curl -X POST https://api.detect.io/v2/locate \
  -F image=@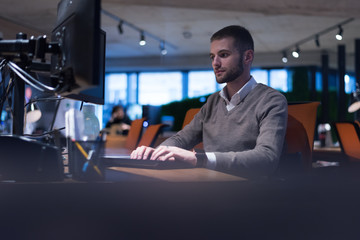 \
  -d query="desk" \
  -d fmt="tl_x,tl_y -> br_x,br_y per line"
108,166 -> 246,182
2,170 -> 360,240
313,146 -> 345,162
105,135 -> 127,149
